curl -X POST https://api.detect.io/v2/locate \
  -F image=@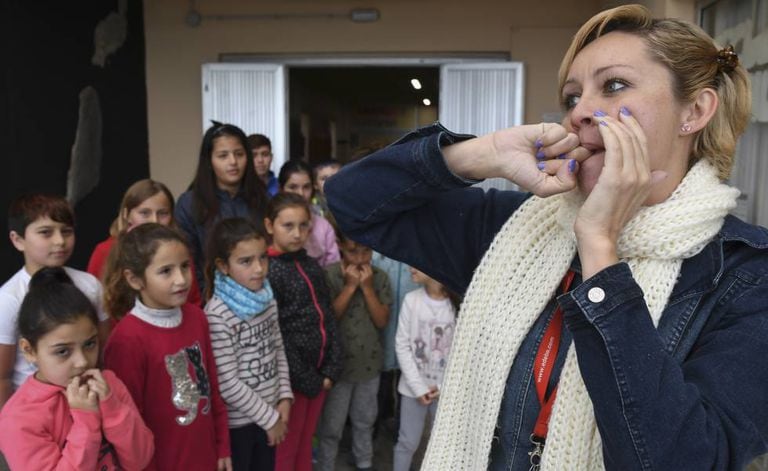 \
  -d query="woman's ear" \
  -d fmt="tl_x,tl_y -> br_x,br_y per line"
19,338 -> 36,364
264,218 -> 274,235
214,258 -> 228,275
681,87 -> 718,135
123,269 -> 145,291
